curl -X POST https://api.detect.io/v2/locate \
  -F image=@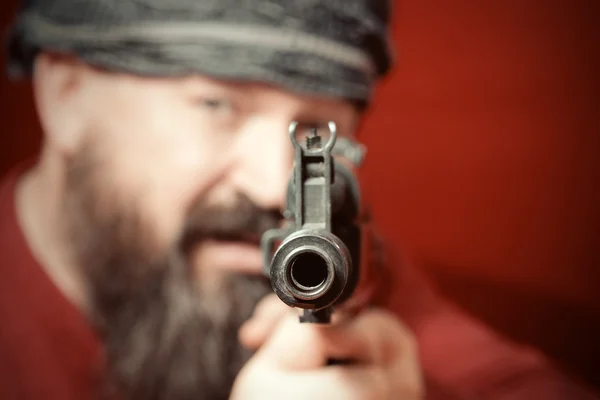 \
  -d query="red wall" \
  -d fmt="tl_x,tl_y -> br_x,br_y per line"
1,0 -> 598,388
359,0 -> 600,385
